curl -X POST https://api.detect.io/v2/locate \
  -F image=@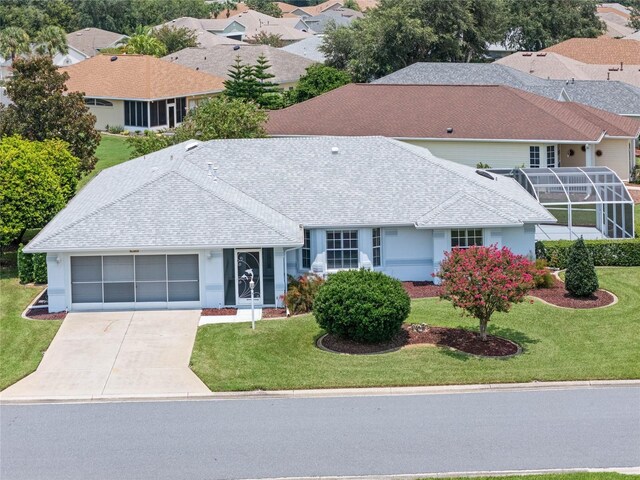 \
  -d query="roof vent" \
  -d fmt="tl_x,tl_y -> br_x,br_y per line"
475,169 -> 496,181
331,147 -> 339,154
446,127 -> 453,134
522,52 -> 533,56
207,162 -> 218,181
233,45 -> 241,50
110,56 -> 118,61
185,142 -> 199,151
536,52 -> 547,57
